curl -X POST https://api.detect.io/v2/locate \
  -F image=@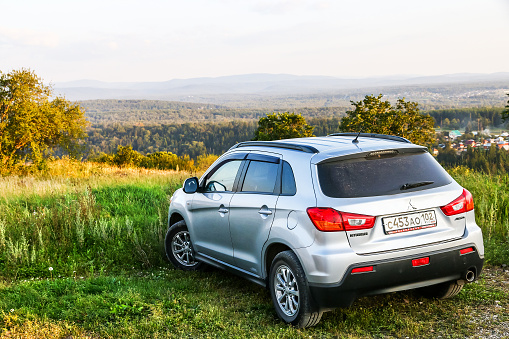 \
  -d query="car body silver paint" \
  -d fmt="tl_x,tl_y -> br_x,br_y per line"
168,135 -> 484,289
